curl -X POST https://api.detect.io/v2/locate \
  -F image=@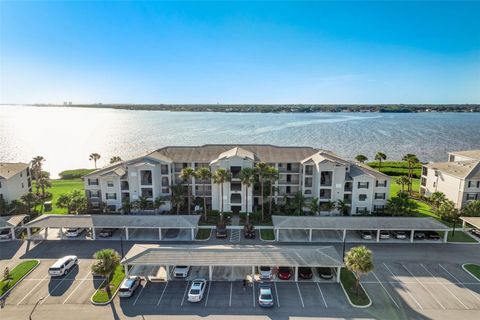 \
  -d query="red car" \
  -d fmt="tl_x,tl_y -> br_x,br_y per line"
277,267 -> 292,280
